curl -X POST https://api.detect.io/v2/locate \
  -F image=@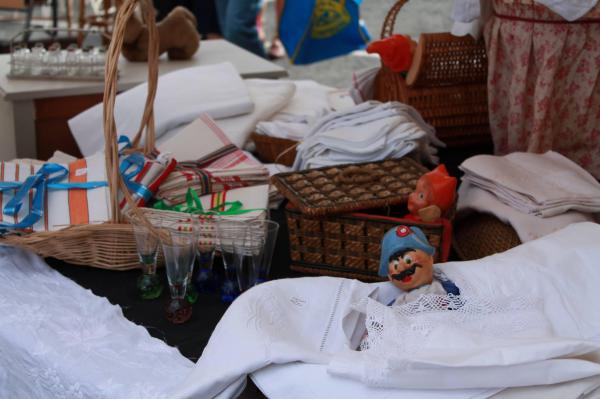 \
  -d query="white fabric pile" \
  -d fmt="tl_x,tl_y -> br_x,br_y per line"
458,151 -> 600,242
292,101 -> 443,170
4,223 -> 600,398
0,246 -> 193,398
255,80 -> 356,141
68,65 -> 349,156
171,222 -> 600,399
